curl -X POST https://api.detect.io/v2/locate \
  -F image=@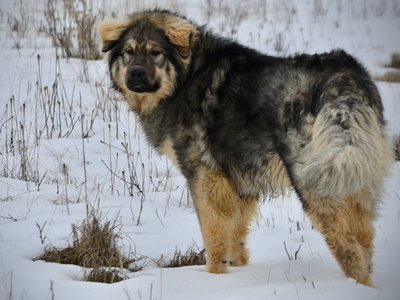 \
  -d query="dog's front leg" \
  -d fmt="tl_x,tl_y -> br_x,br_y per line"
190,167 -> 239,273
